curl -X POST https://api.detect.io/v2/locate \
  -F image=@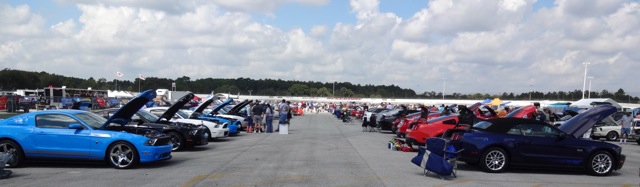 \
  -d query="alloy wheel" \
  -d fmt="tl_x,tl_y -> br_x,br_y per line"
591,153 -> 612,175
485,150 -> 506,171
109,144 -> 134,168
